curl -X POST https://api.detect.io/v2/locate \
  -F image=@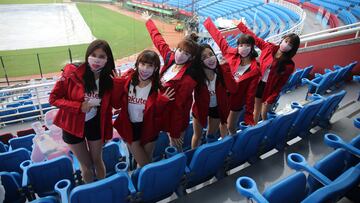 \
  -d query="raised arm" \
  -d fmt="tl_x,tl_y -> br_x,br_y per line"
203,17 -> 236,55
237,22 -> 269,50
145,19 -> 172,60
